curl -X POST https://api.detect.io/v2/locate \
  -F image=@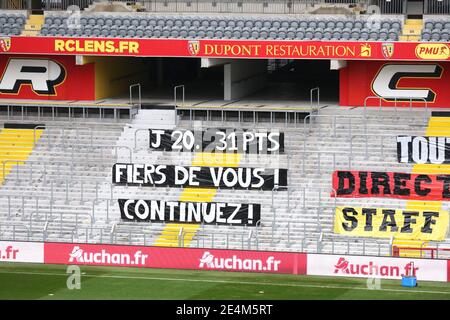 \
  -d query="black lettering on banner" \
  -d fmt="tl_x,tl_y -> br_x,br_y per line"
400,211 -> 419,233
437,175 -> 450,199
336,207 -> 446,238
112,164 -> 287,190
371,172 -> 391,195
380,209 -> 398,232
397,135 -> 450,164
414,174 -> 432,196
148,128 -> 284,154
119,199 -> 261,226
421,211 -> 439,234
361,208 -> 376,231
342,207 -> 358,231
358,171 -> 368,195
333,170 -> 450,200
393,172 -> 411,196
336,171 -> 355,195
